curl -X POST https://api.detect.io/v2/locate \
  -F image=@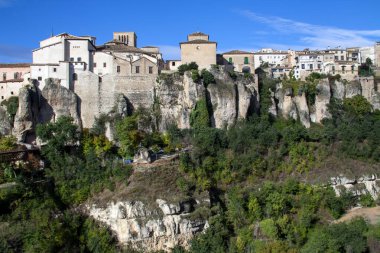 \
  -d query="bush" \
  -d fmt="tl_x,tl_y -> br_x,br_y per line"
178,62 -> 198,75
201,69 -> 215,87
